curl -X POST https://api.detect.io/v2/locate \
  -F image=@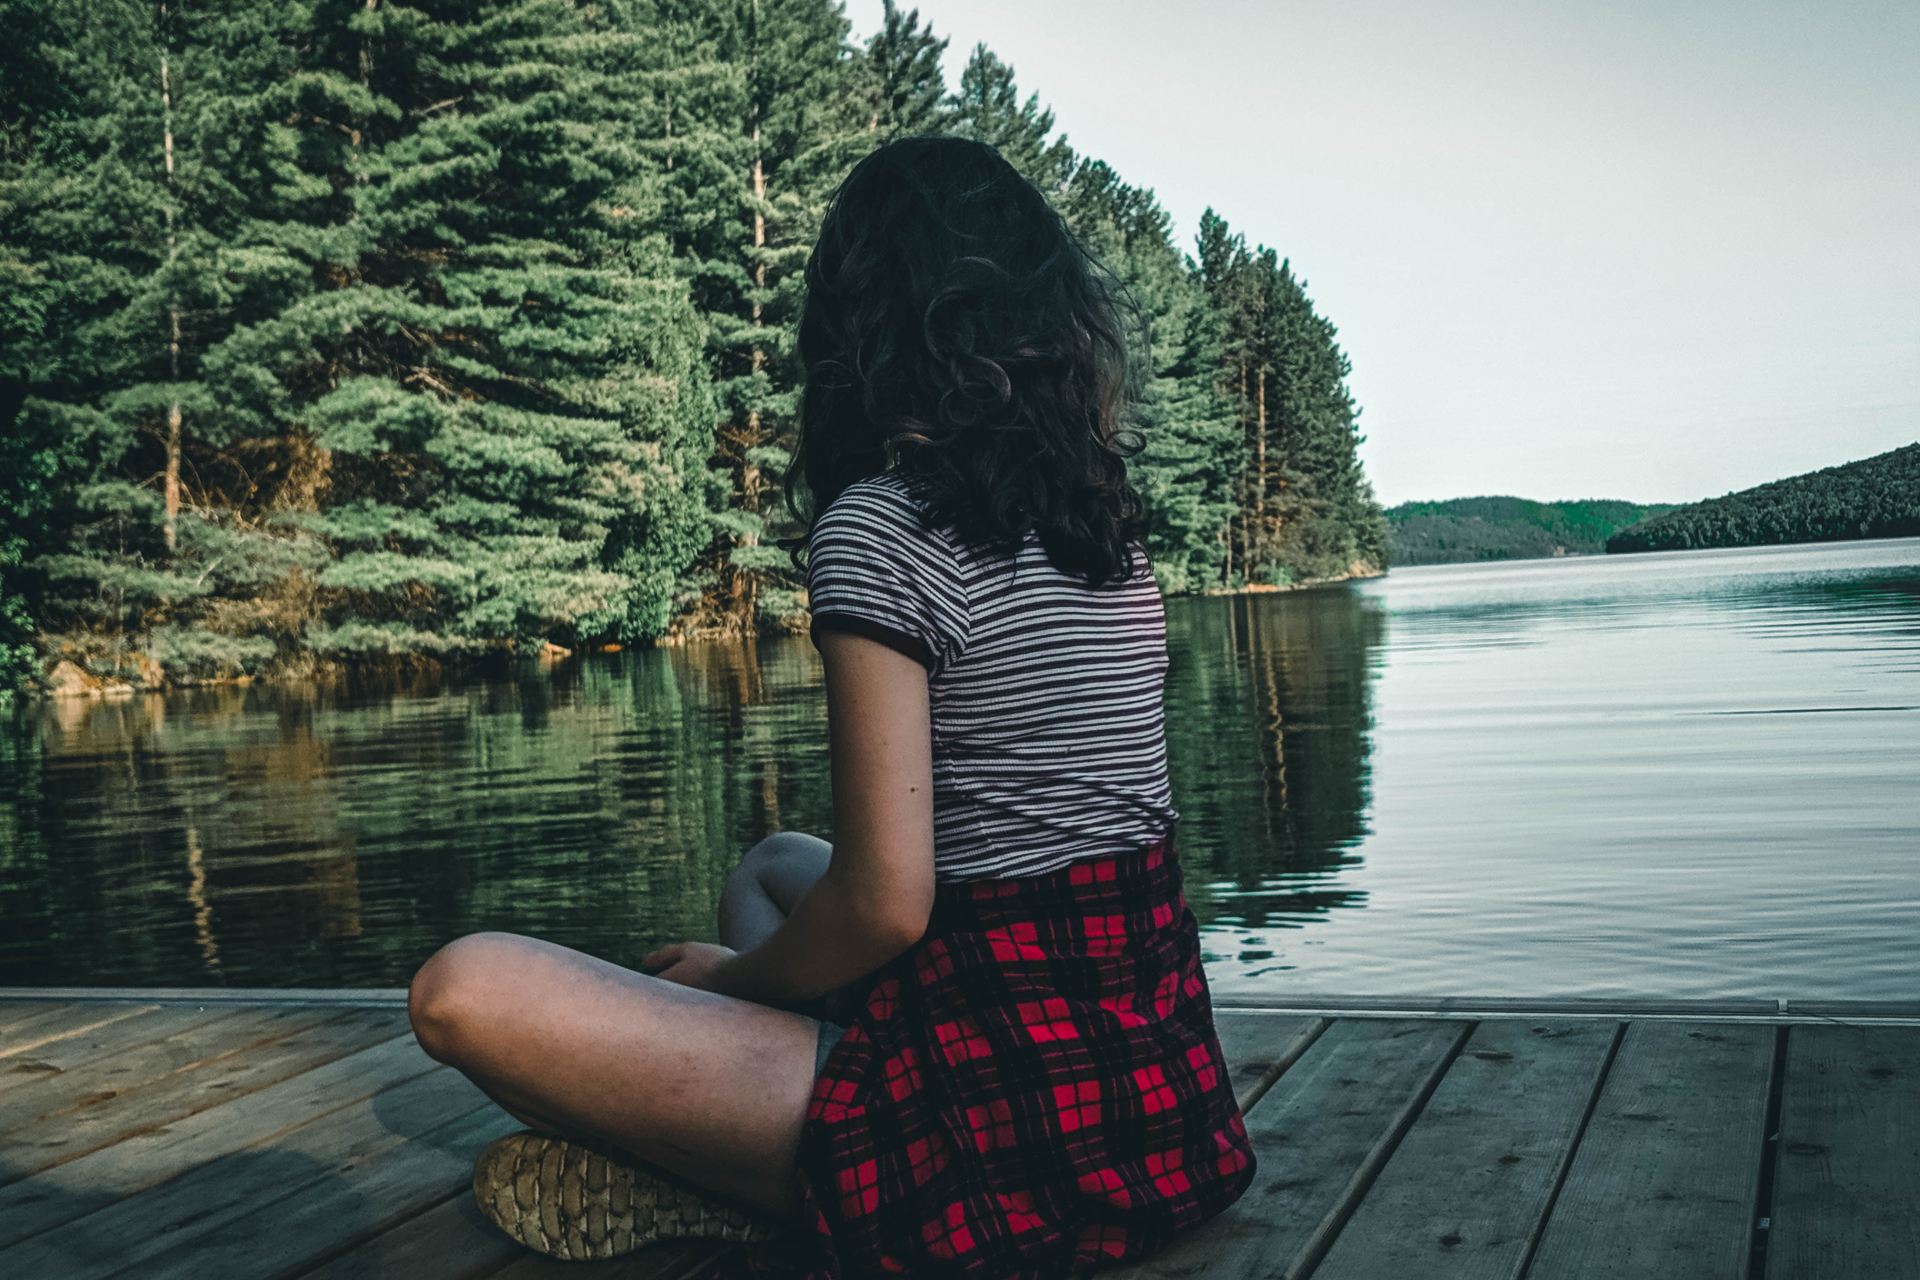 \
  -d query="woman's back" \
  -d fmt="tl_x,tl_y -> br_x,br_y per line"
805,467 -> 1182,881
422,134 -> 1251,1280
